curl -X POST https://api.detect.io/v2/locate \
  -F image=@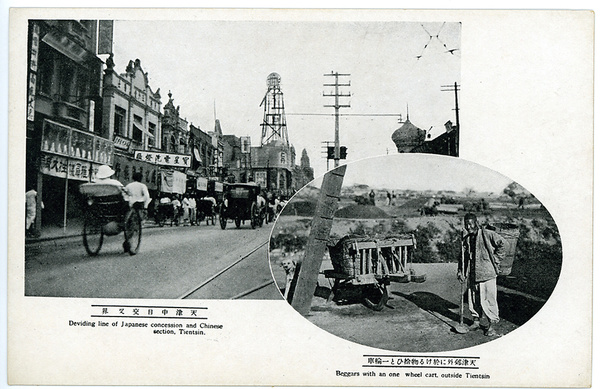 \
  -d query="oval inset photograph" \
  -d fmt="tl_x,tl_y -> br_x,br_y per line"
269,154 -> 562,352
